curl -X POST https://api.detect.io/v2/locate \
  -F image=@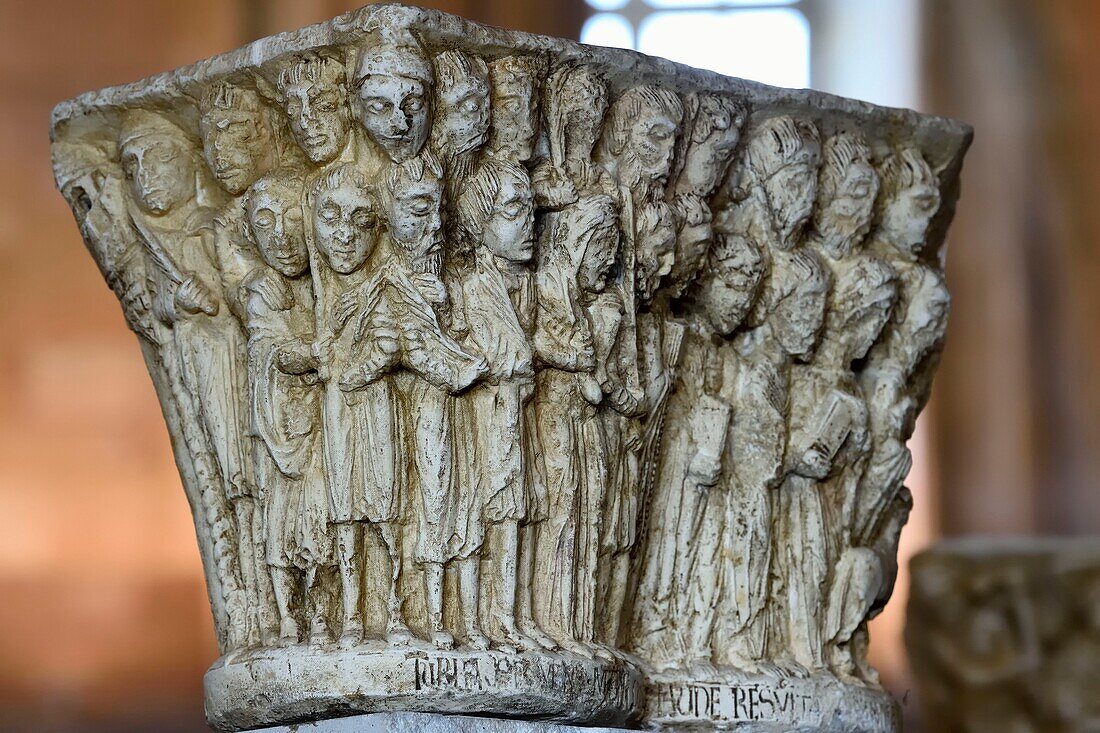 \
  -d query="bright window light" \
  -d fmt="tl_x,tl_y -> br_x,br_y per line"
581,13 -> 636,51
580,3 -> 811,90
637,9 -> 809,87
